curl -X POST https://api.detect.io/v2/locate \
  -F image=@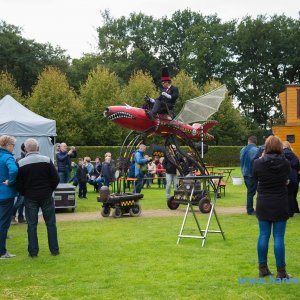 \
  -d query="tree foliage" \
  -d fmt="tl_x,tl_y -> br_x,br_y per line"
68,54 -> 103,92
28,67 -> 84,145
0,21 -> 70,96
0,71 -> 24,103
97,10 -> 161,84
221,15 -> 300,128
120,70 -> 158,107
79,65 -> 125,145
